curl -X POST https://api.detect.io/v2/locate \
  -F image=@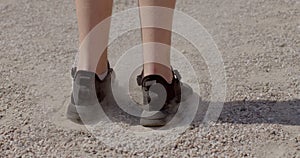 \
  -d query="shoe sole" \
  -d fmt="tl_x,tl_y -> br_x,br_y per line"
67,102 -> 105,125
140,118 -> 166,127
139,110 -> 173,127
